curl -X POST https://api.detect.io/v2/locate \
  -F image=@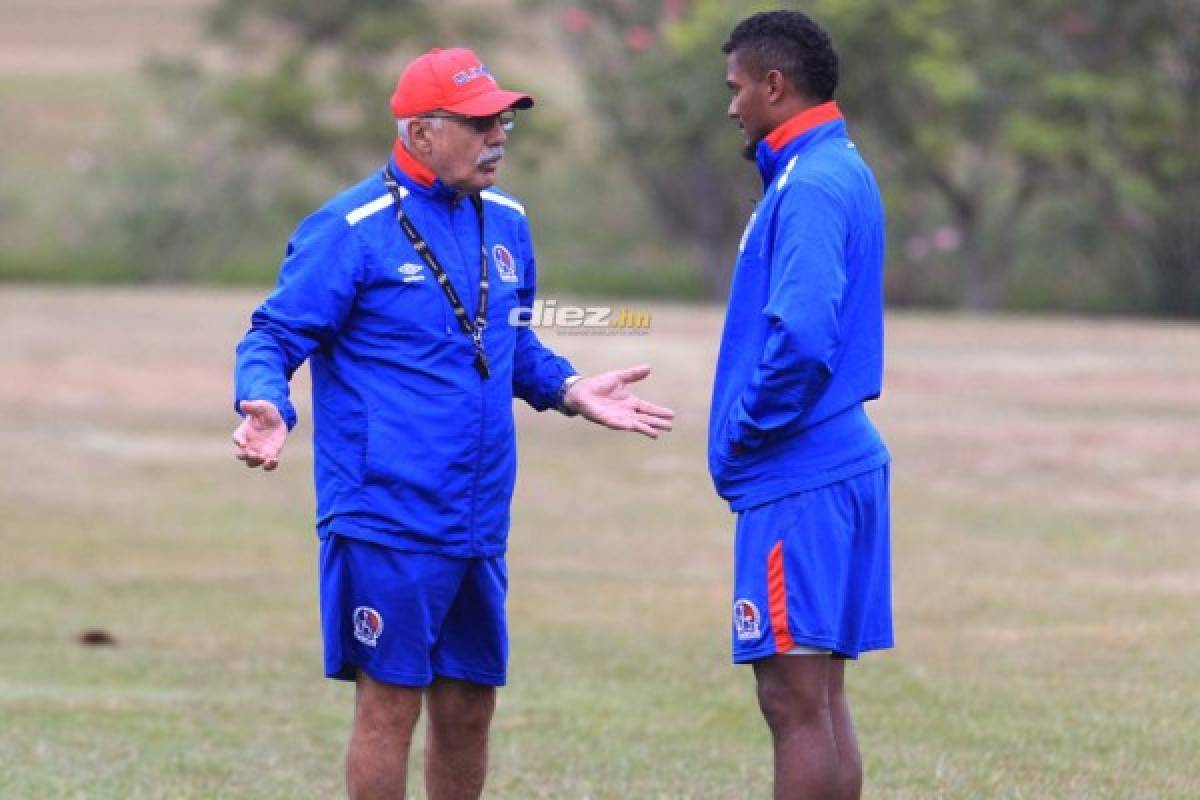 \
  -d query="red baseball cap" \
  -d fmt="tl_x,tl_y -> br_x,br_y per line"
390,48 -> 534,118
